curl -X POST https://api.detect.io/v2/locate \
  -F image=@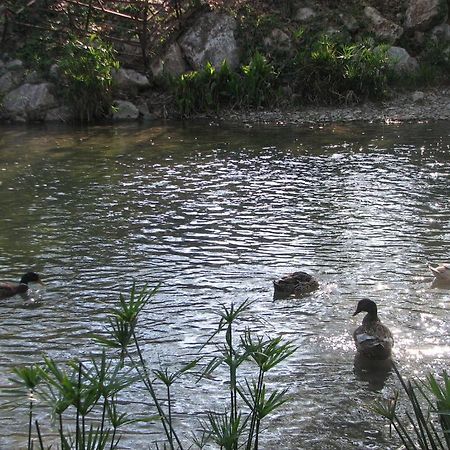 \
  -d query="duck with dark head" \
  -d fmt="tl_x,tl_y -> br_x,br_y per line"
352,299 -> 394,361
0,272 -> 44,299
